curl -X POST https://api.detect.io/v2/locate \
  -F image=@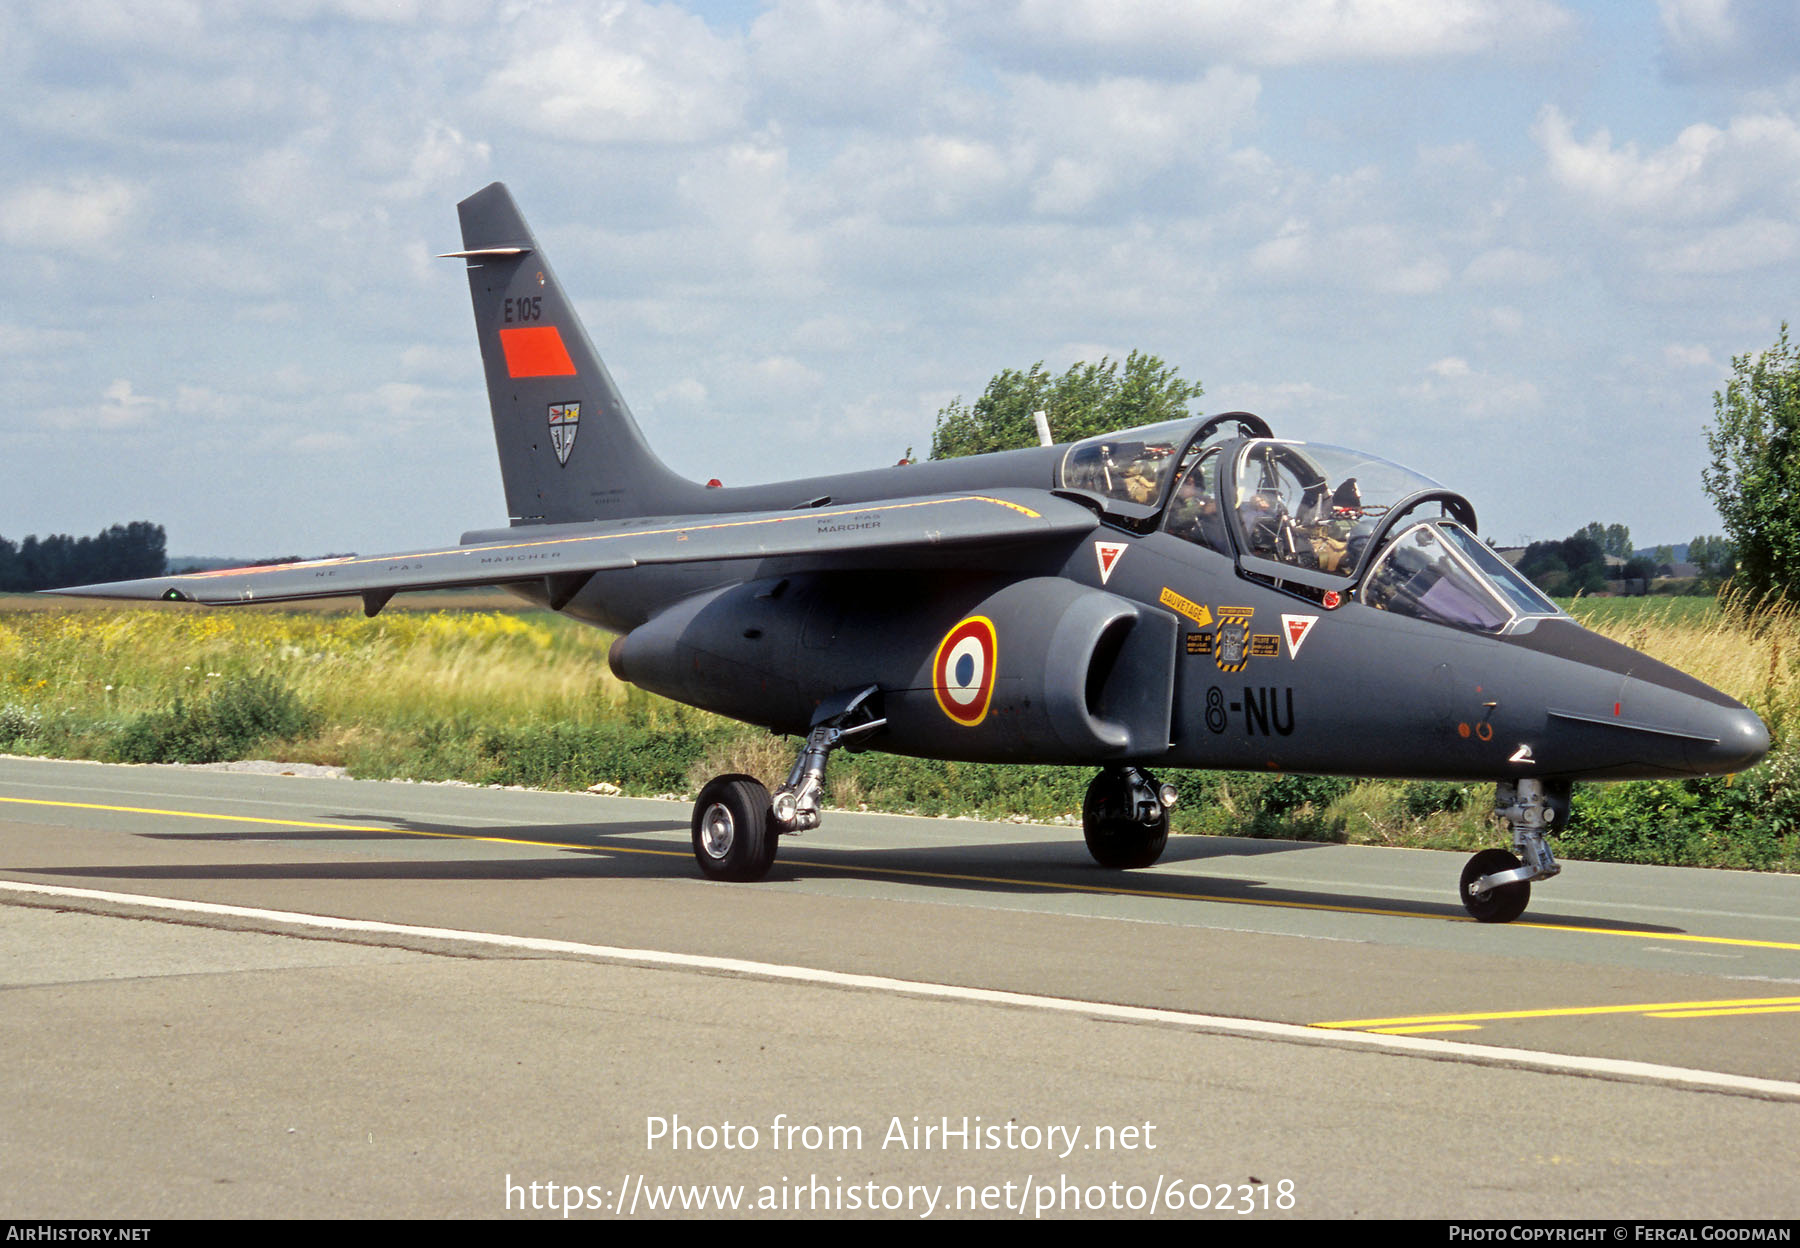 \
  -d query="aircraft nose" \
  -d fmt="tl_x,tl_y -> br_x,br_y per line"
1688,702 -> 1771,774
